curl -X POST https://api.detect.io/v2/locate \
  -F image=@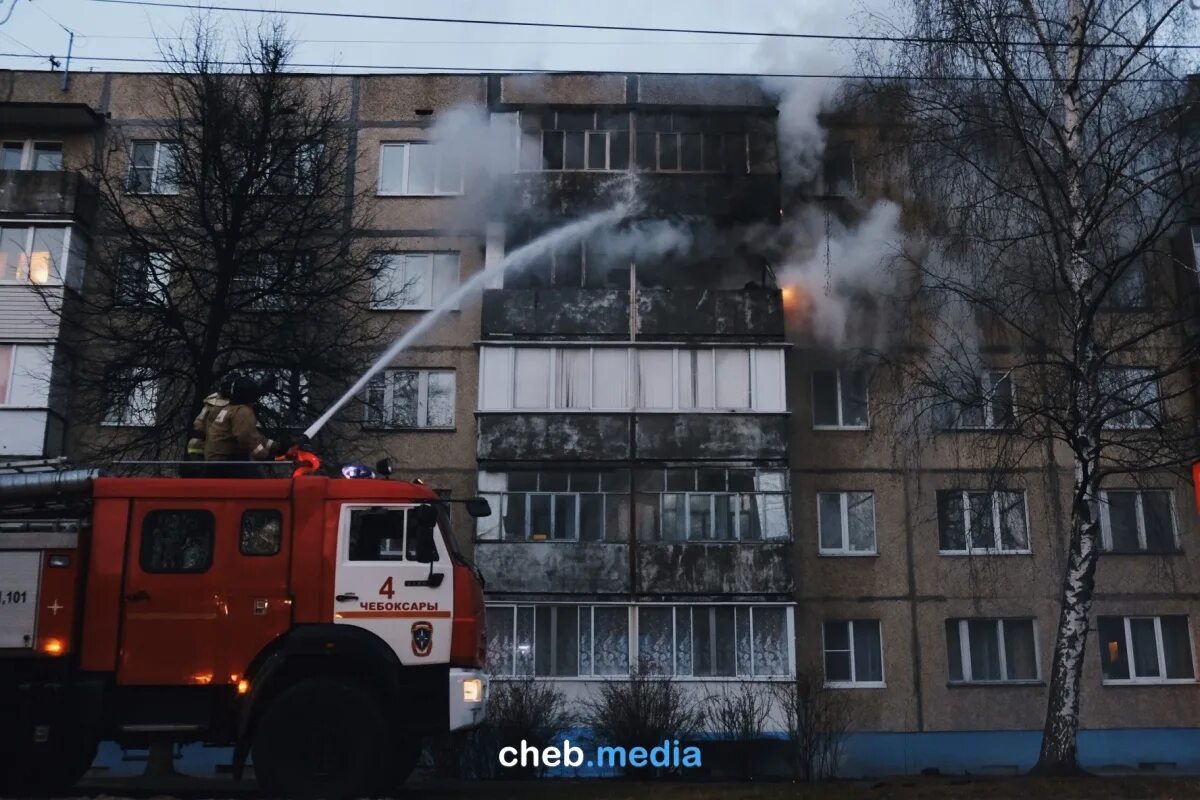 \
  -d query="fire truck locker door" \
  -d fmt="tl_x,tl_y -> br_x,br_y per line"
118,502 -> 223,686
0,552 -> 40,648
333,504 -> 454,666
